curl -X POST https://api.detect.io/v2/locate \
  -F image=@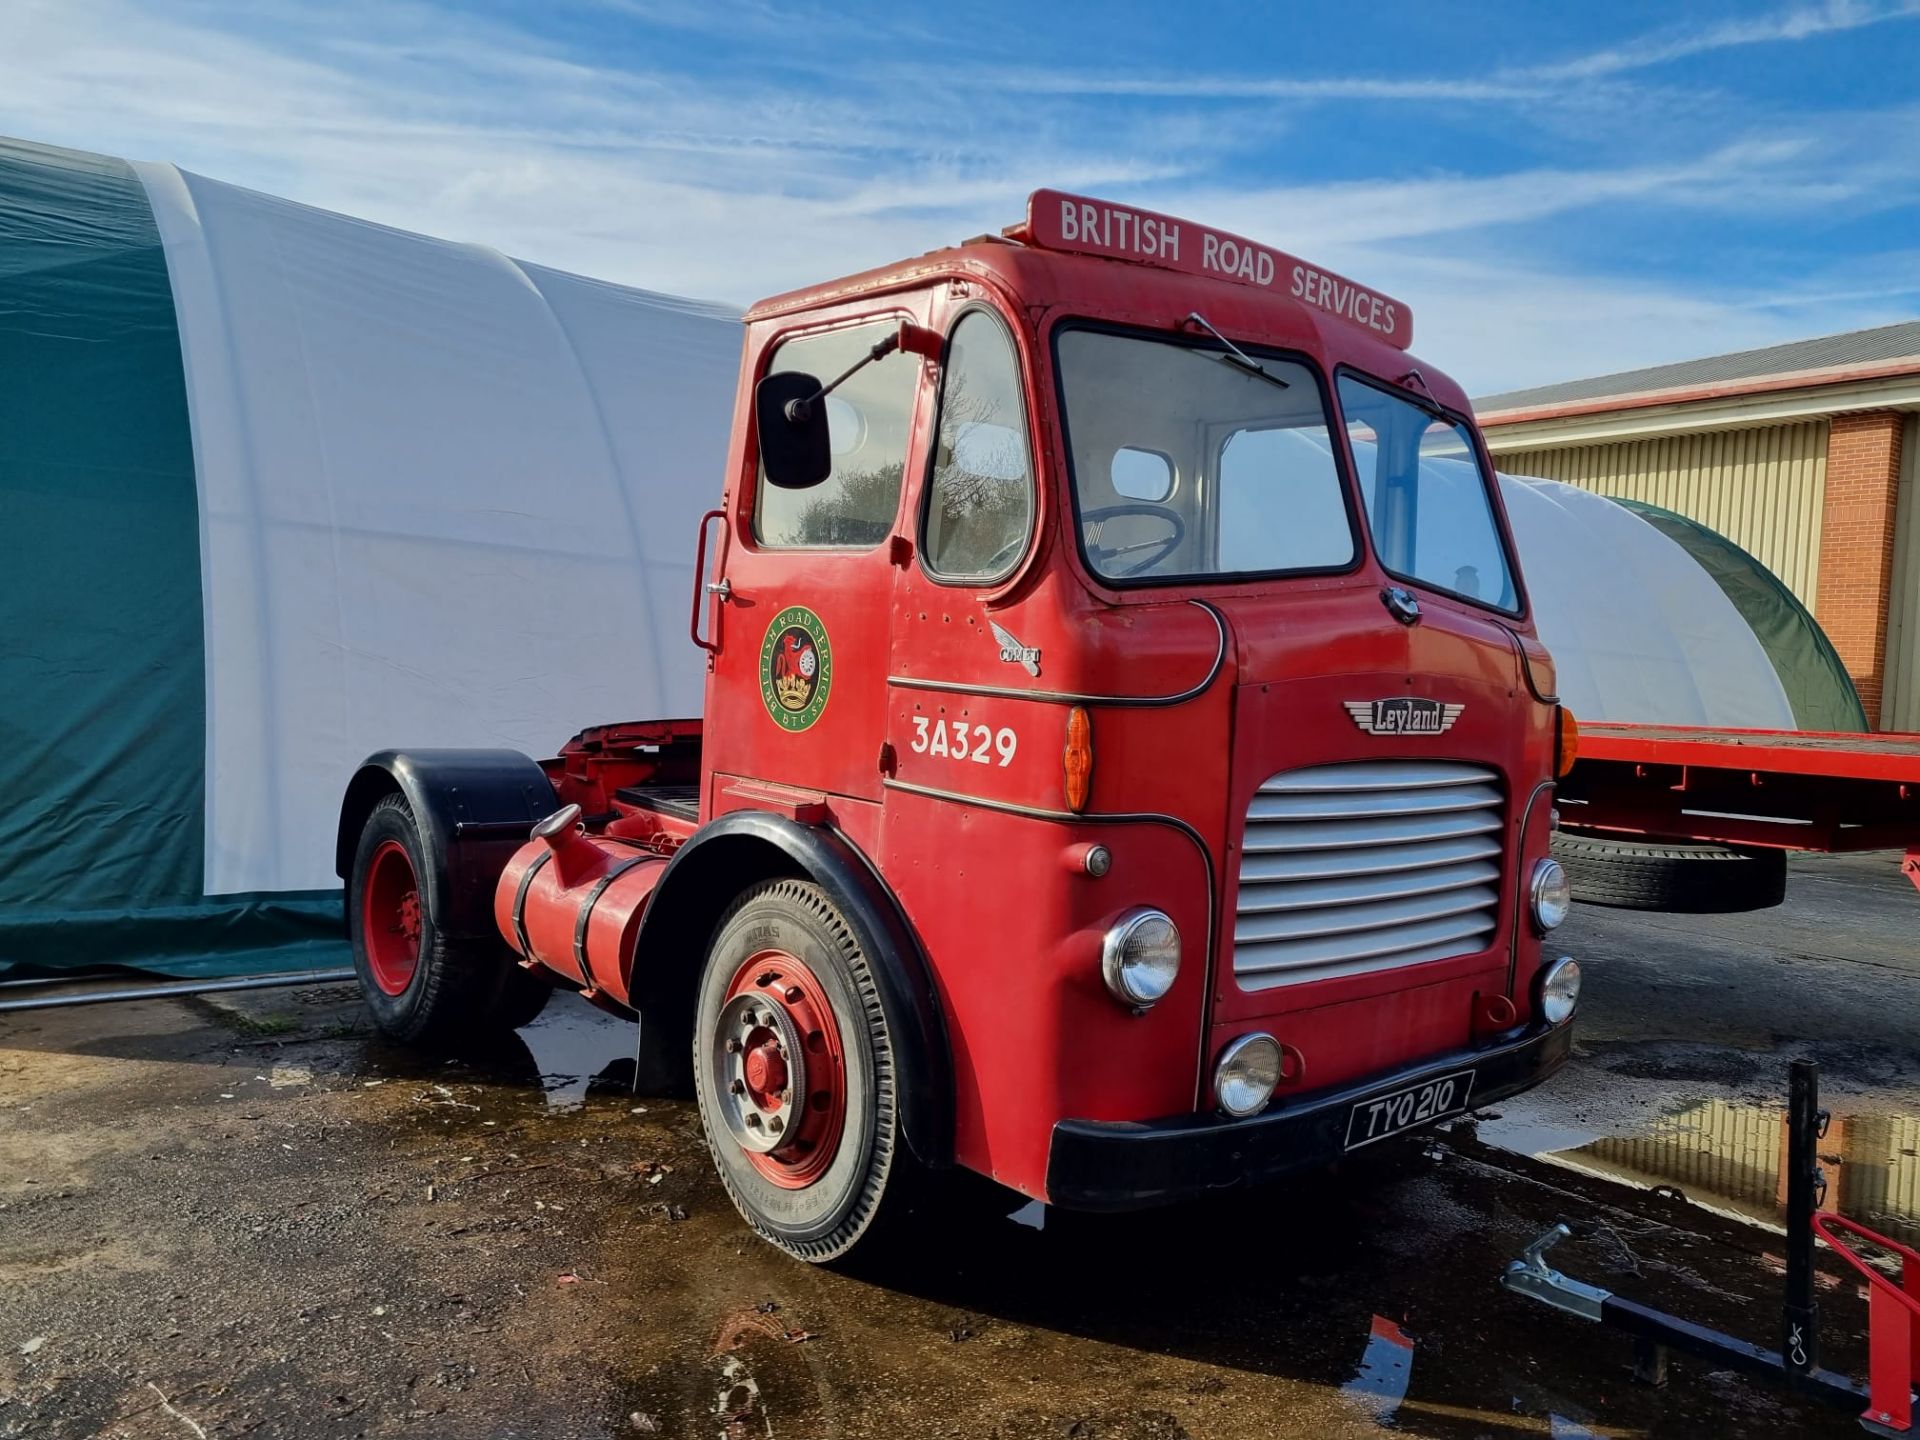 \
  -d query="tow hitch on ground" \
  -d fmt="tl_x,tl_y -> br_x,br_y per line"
1502,1060 -> 1920,1435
